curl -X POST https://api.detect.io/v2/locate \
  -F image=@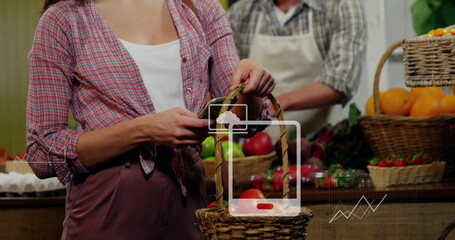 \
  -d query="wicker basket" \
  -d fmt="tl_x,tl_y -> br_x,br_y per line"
202,151 -> 275,183
195,84 -> 313,240
358,41 -> 455,176
403,31 -> 455,87
367,162 -> 445,187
